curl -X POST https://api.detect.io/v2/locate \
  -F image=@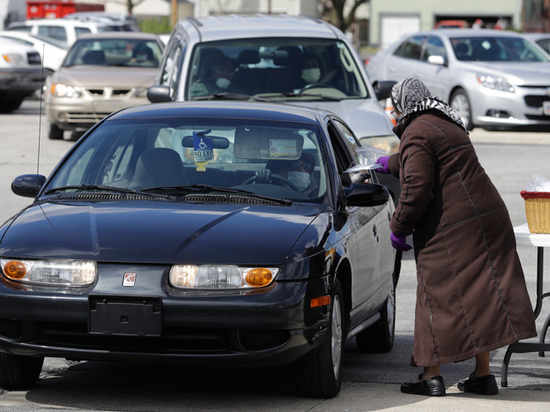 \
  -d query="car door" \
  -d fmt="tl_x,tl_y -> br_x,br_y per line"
415,35 -> 452,101
383,35 -> 423,82
329,119 -> 381,321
